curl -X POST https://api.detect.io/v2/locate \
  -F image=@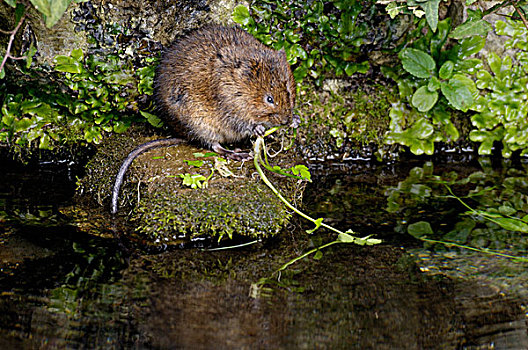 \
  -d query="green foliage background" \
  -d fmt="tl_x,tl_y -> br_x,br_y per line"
1,0 -> 528,159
